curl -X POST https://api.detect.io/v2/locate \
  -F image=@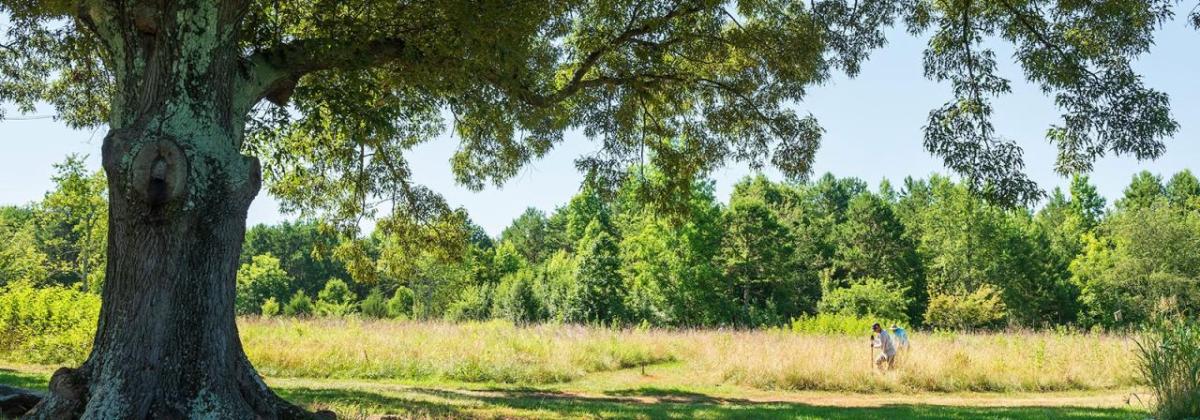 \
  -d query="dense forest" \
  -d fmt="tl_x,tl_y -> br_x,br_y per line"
2,156 -> 1198,330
